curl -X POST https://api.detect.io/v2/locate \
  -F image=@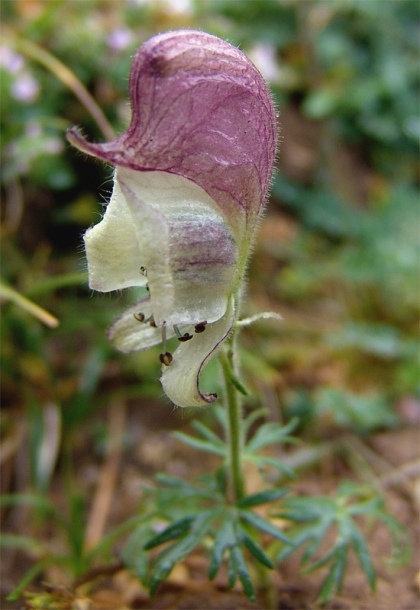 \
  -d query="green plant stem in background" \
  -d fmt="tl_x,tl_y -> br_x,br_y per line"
0,282 -> 59,328
4,34 -> 115,141
24,272 -> 88,299
219,348 -> 245,503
